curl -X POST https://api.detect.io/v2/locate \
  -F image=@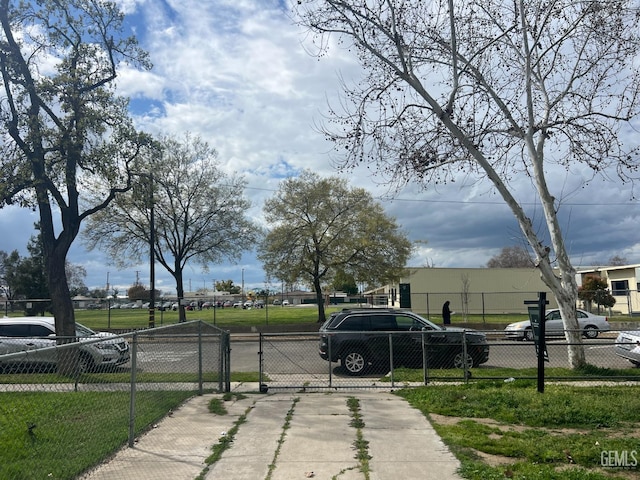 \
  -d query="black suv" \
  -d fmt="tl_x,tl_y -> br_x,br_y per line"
319,308 -> 489,375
